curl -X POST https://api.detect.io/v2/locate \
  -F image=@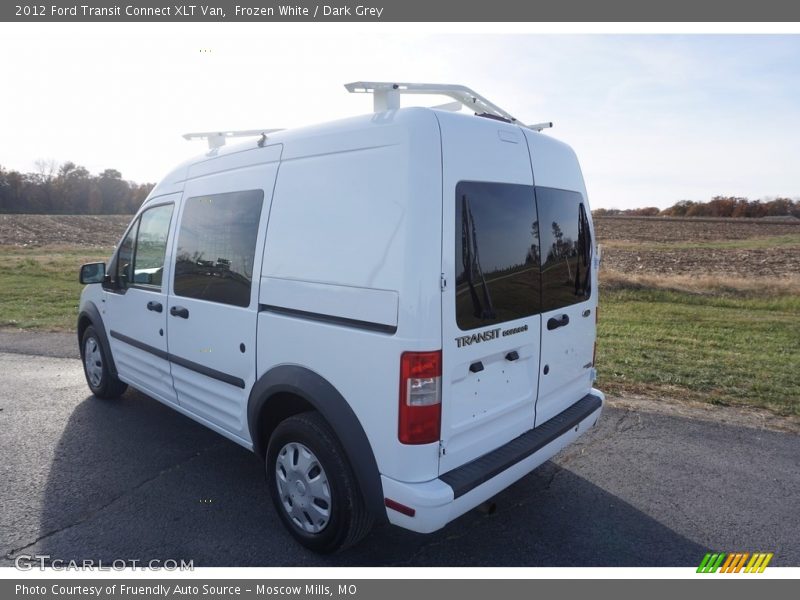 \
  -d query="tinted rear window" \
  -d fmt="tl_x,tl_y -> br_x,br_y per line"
454,181 -> 541,330
536,187 -> 592,312
173,190 -> 264,307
